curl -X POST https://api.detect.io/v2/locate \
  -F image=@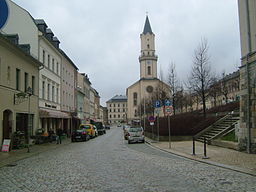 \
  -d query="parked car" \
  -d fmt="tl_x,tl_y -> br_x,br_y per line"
127,127 -> 145,144
105,125 -> 110,130
79,124 -> 96,138
123,125 -> 130,140
71,128 -> 90,142
91,122 -> 105,135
